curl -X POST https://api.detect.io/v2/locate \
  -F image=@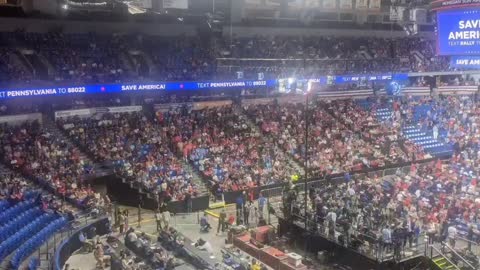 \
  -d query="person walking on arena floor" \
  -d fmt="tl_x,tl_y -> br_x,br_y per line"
217,209 -> 227,235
